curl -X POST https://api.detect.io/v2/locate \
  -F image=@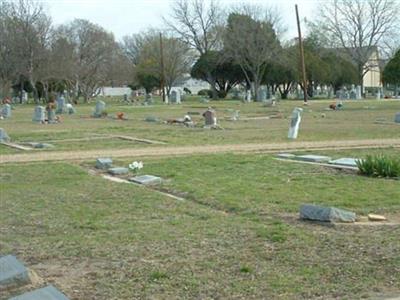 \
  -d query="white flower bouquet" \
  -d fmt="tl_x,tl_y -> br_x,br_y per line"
129,161 -> 143,173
